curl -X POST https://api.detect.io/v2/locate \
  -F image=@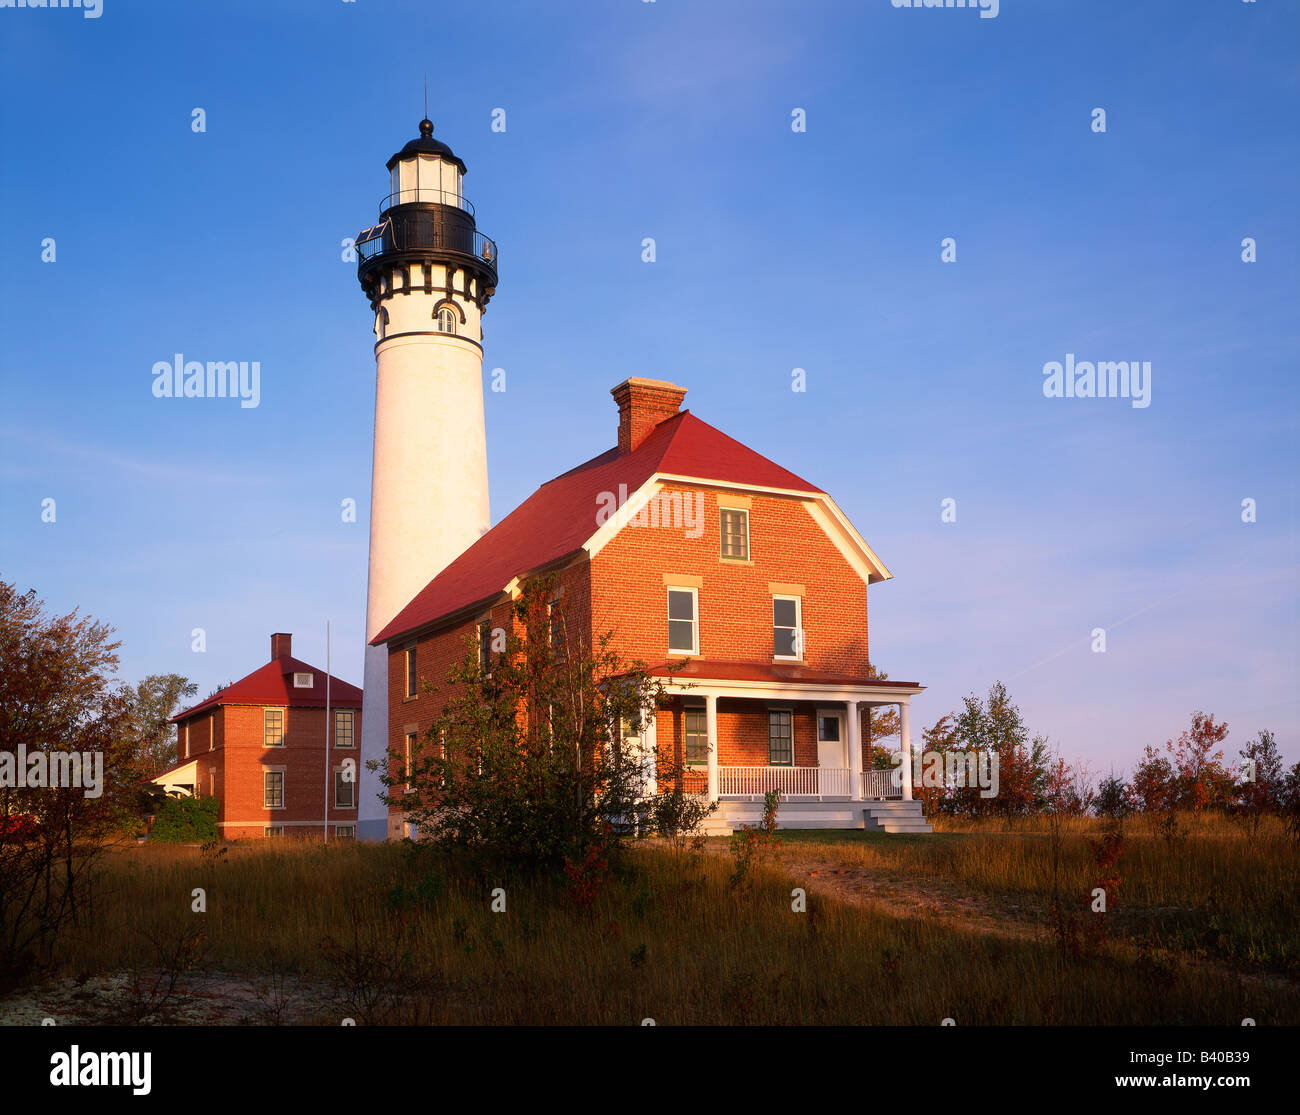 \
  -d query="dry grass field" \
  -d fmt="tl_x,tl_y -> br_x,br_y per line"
1,811 -> 1296,1026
